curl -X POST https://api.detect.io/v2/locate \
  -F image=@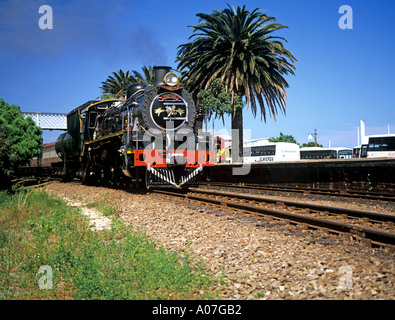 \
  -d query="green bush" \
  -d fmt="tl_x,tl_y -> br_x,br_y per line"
0,98 -> 43,188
